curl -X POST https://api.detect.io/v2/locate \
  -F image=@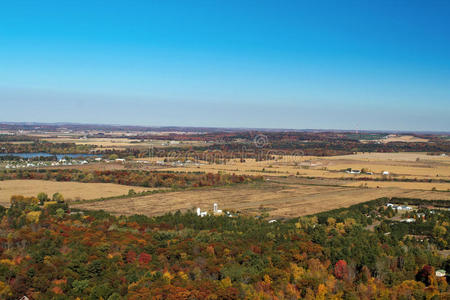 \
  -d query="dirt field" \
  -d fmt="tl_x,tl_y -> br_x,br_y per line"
0,180 -> 149,206
343,181 -> 450,191
375,135 -> 429,143
72,178 -> 450,218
